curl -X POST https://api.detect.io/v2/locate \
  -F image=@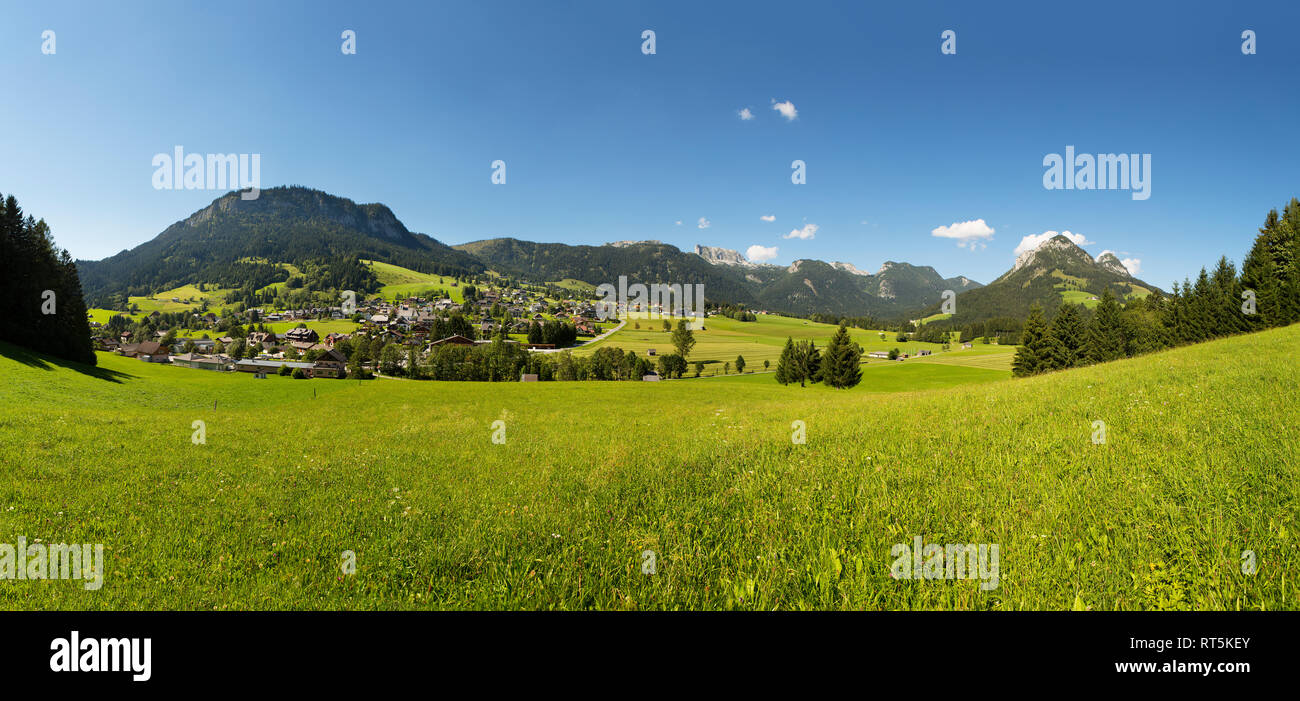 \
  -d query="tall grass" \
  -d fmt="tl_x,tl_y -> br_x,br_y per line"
0,324 -> 1295,610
